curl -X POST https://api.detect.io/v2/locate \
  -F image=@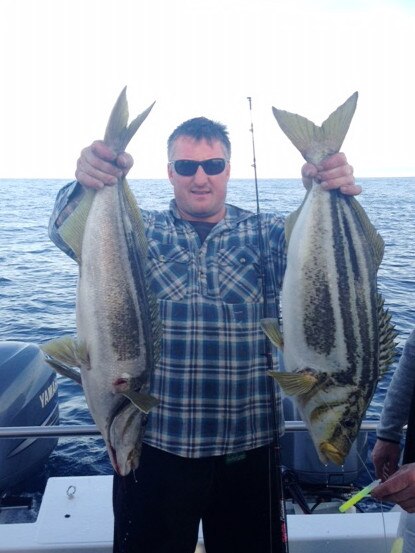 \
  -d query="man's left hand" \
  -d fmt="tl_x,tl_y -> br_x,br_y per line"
301,152 -> 361,196
371,463 -> 415,513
